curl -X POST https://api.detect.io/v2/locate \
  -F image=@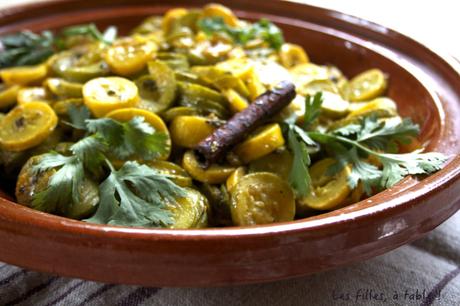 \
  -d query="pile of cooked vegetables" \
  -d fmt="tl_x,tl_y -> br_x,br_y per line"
0,4 -> 447,228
